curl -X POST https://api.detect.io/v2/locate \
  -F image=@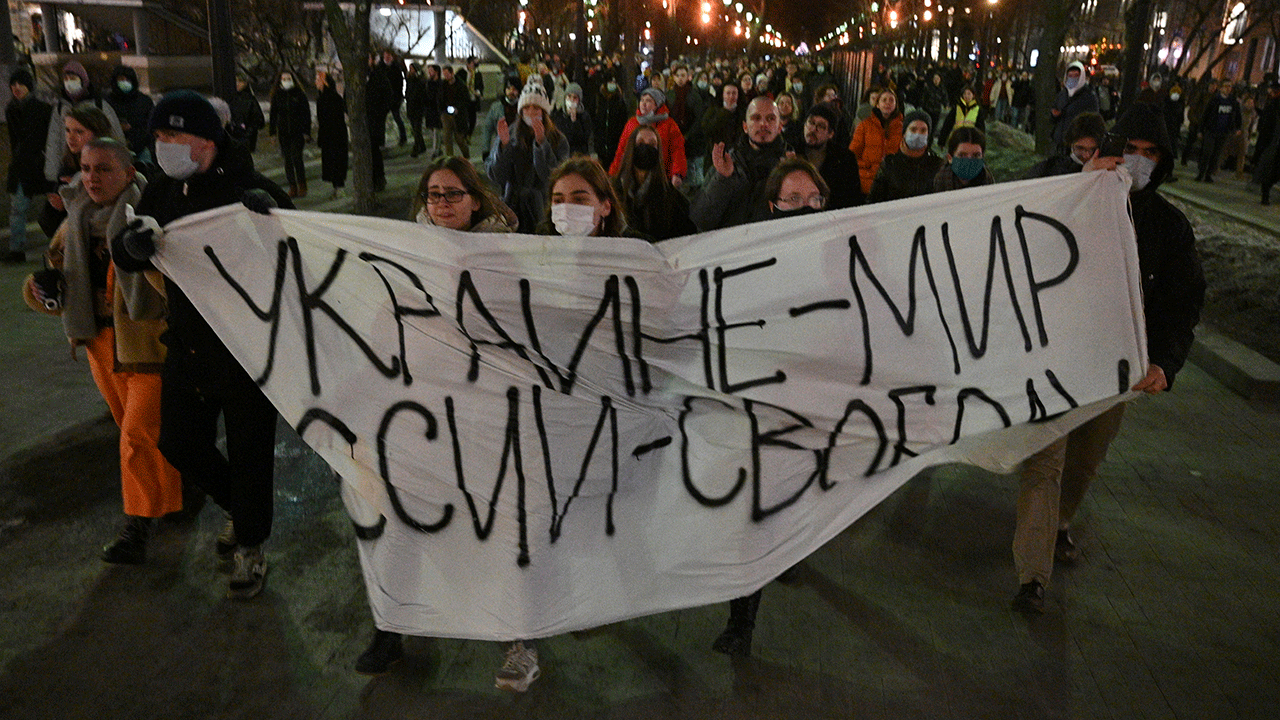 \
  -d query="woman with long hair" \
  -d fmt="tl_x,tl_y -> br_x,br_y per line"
611,125 -> 695,240
40,103 -> 120,237
412,155 -> 517,231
